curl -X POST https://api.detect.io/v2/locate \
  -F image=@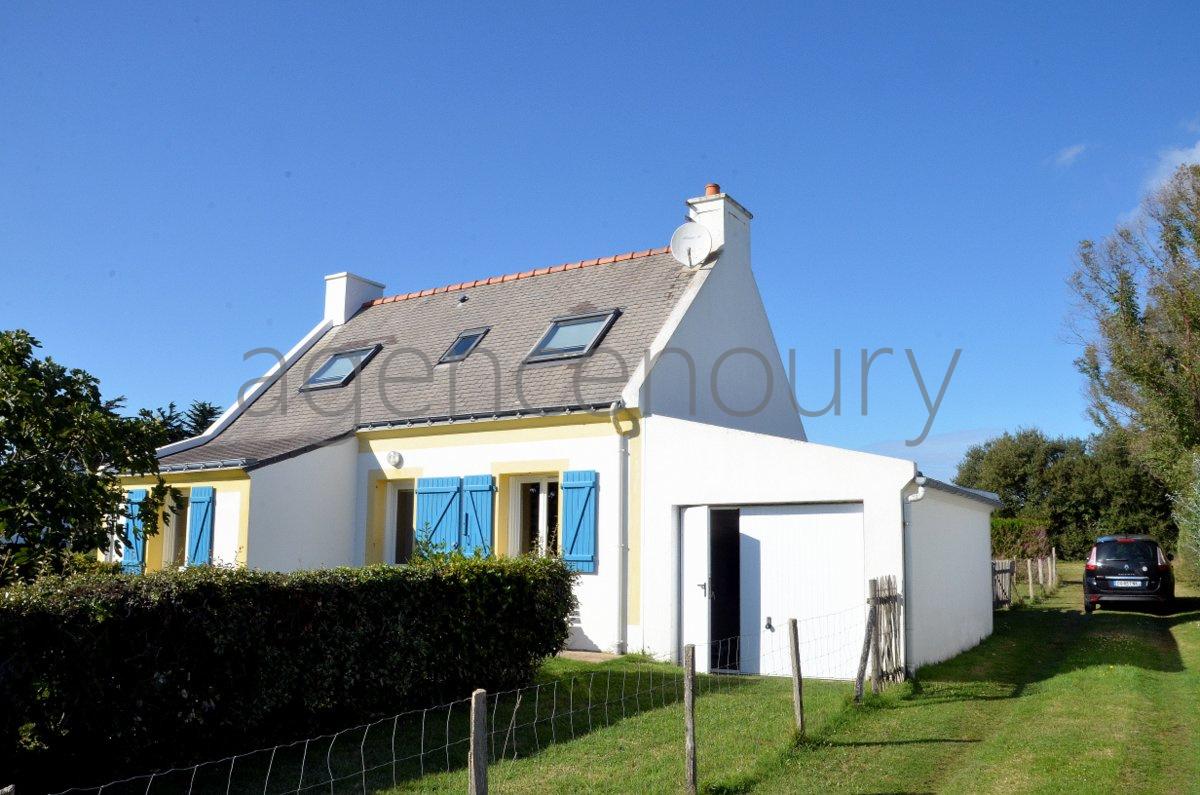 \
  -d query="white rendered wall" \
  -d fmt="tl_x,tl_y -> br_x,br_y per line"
247,437 -> 359,571
212,490 -> 243,566
635,197 -> 805,442
637,415 -> 916,662
357,429 -> 624,653
905,488 -> 994,669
